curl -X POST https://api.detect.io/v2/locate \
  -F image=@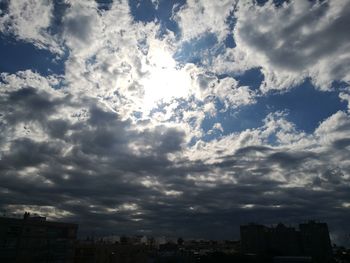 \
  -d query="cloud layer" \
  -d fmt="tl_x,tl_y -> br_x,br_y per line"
213,0 -> 350,91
